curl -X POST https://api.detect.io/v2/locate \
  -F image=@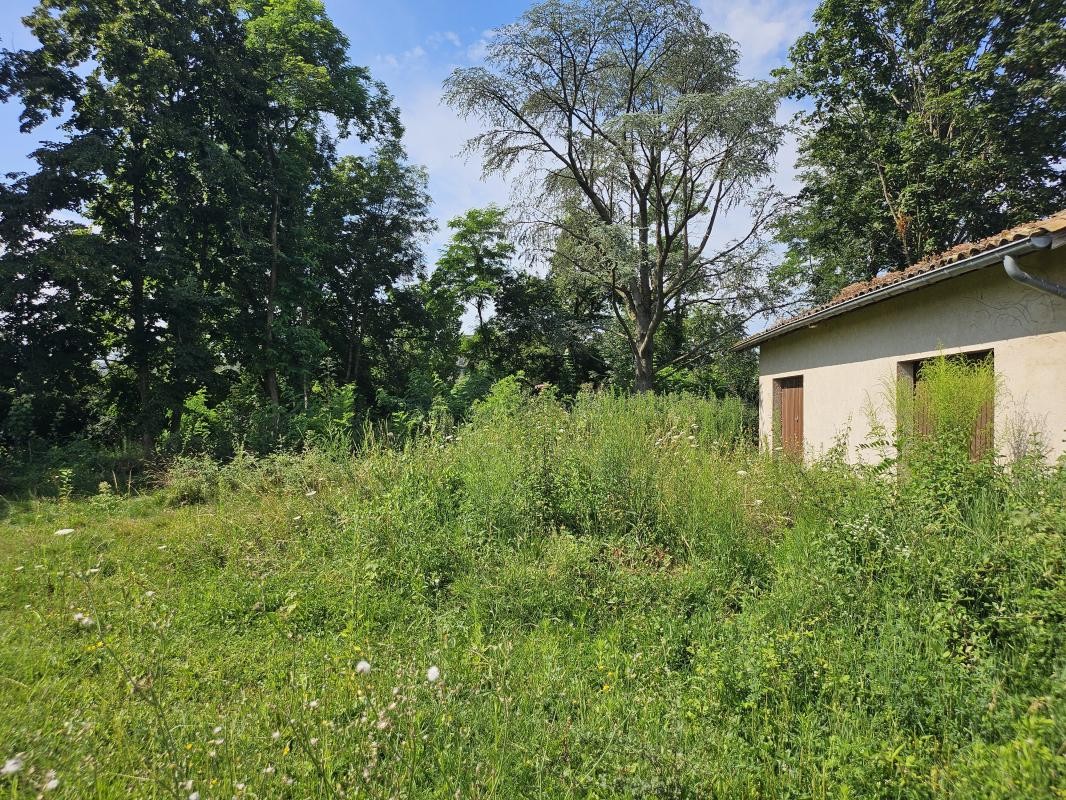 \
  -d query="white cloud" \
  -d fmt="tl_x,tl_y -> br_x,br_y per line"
697,0 -> 816,77
426,30 -> 463,49
393,83 -> 510,260
465,29 -> 497,62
